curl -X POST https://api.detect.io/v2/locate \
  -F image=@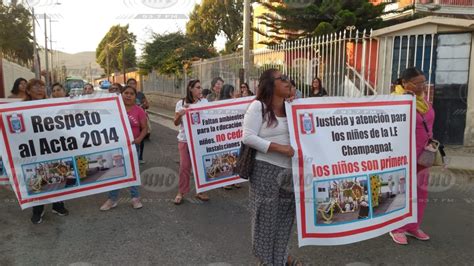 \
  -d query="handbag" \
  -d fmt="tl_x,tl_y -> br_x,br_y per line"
417,113 -> 446,167
234,101 -> 264,180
